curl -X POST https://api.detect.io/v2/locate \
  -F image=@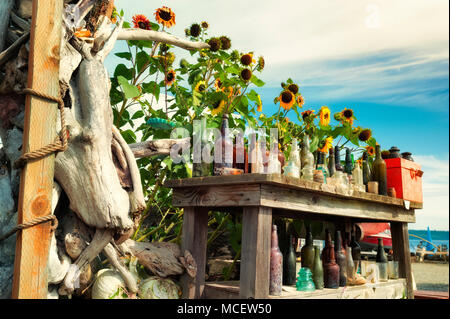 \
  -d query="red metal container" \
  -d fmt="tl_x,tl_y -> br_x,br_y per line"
385,158 -> 423,203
